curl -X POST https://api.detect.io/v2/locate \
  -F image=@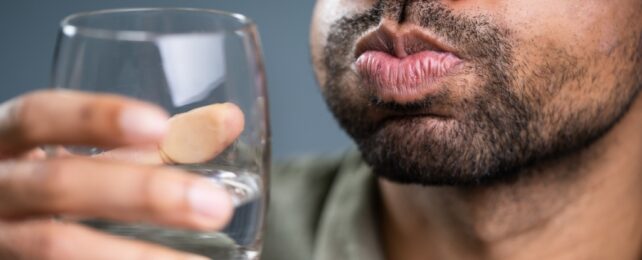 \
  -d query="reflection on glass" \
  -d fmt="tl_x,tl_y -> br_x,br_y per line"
50,8 -> 270,260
